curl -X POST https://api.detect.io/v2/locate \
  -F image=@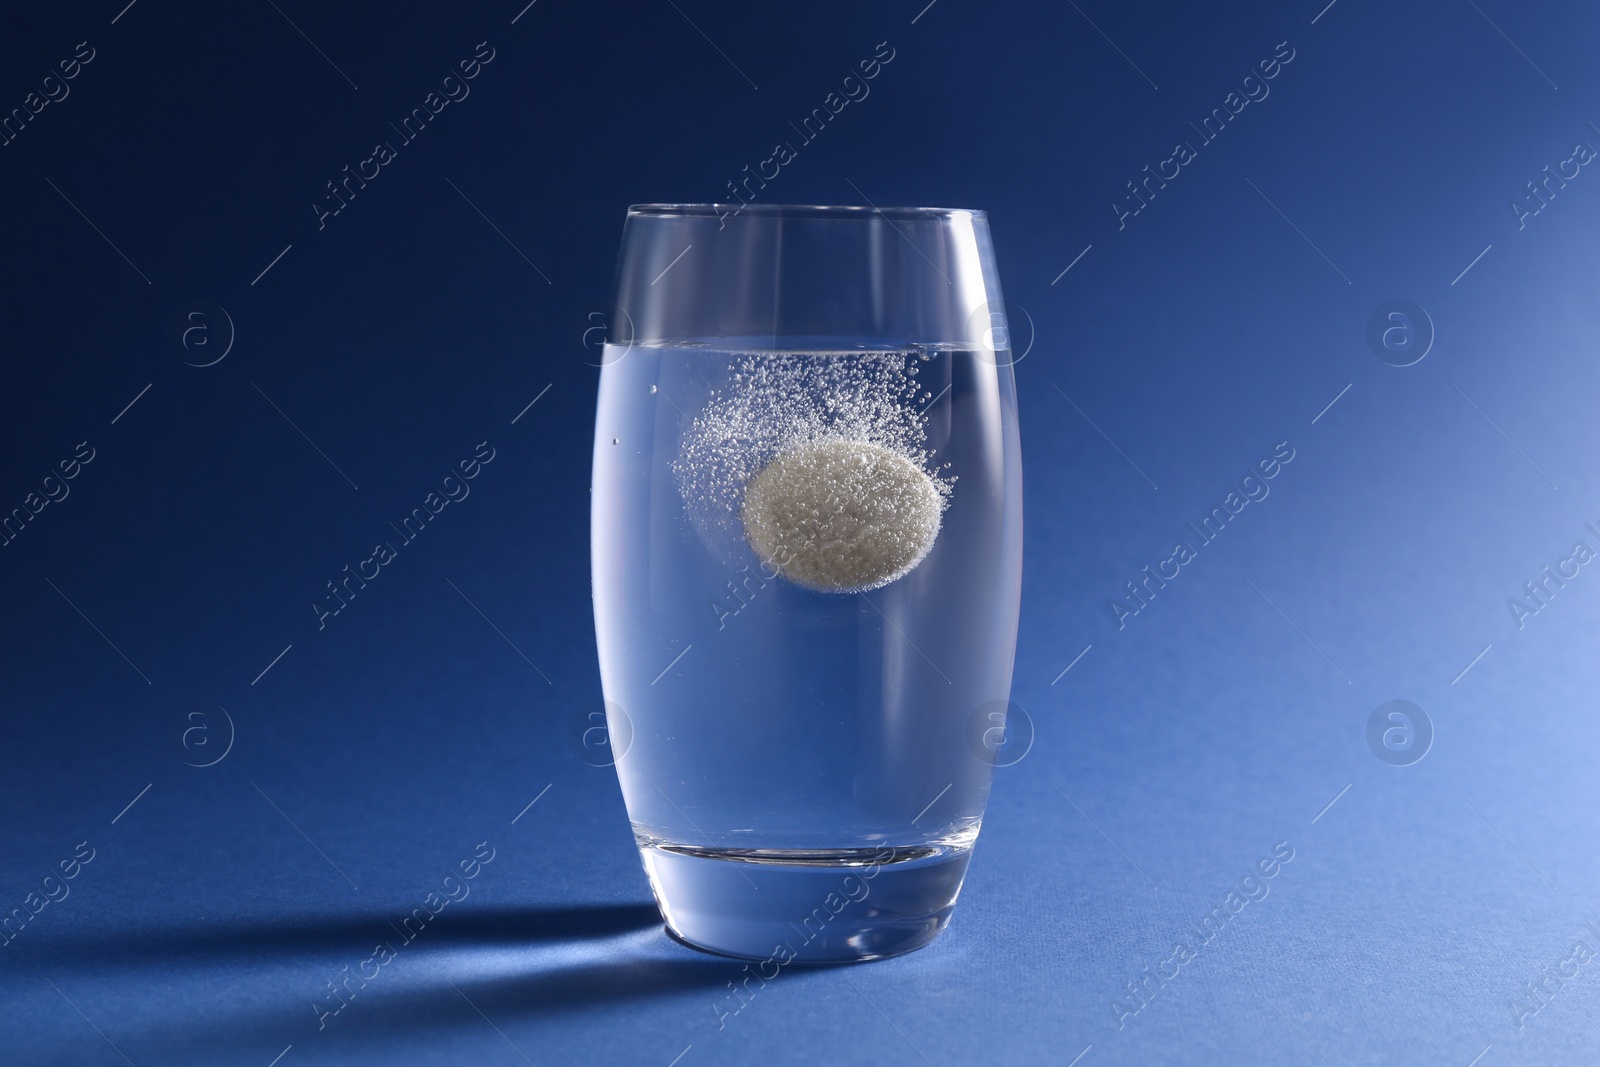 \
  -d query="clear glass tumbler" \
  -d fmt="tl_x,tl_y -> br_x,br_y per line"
591,204 -> 1022,961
